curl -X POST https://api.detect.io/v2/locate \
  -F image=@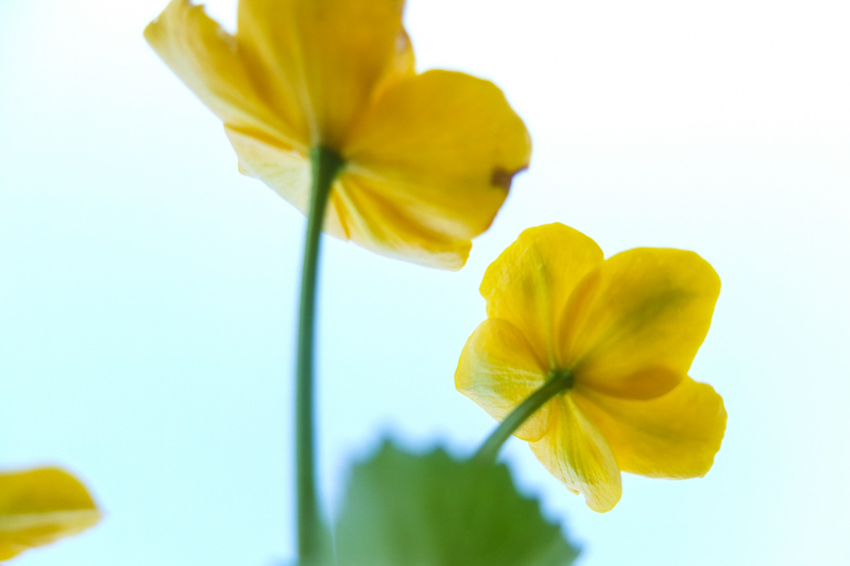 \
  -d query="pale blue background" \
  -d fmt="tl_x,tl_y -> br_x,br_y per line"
1,0 -> 848,564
